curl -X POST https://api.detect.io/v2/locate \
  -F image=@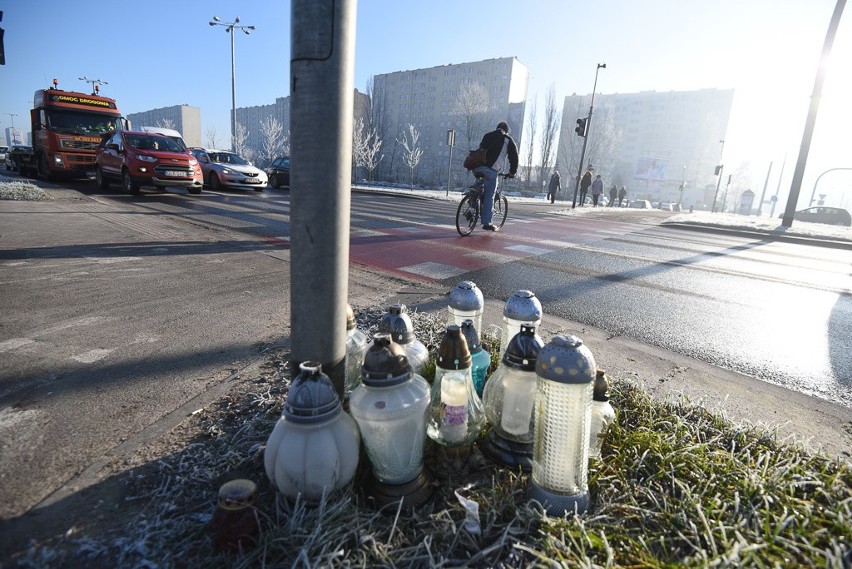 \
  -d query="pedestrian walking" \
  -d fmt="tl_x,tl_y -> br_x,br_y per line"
472,121 -> 519,231
579,170 -> 592,206
618,186 -> 627,206
591,175 -> 604,207
547,171 -> 561,204
608,184 -> 617,206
